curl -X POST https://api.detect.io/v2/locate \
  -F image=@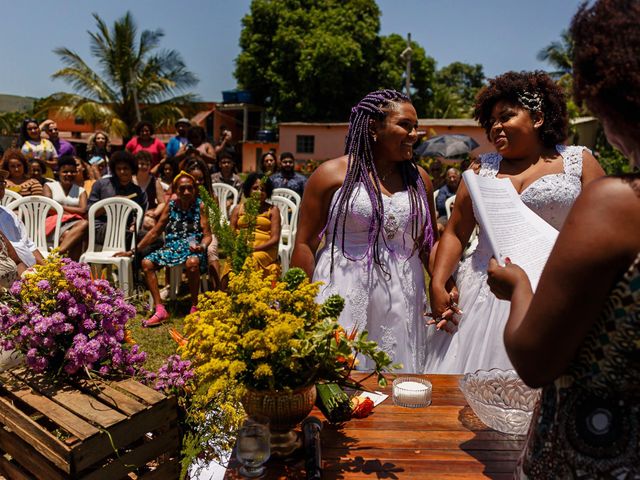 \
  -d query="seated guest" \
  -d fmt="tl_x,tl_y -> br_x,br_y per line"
19,119 -> 57,178
435,167 -> 461,234
435,167 -> 461,218
74,157 -> 96,196
269,152 -> 307,197
87,130 -> 111,178
221,173 -> 281,289
165,118 -> 191,158
211,152 -> 243,191
28,158 -> 51,186
43,156 -> 88,261
259,151 -> 277,176
125,121 -> 166,170
0,169 -> 45,268
2,149 -> 44,197
158,157 -> 178,194
184,157 -> 213,197
0,230 -> 23,286
174,126 -> 217,171
116,172 -> 211,325
134,151 -> 166,230
40,120 -> 76,157
486,1 -> 640,476
87,151 -> 148,245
